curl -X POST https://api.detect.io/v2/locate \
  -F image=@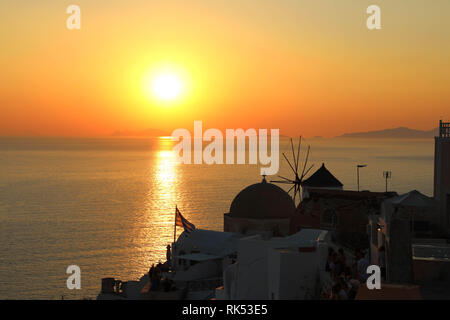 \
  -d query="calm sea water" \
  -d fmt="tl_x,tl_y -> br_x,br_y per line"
0,137 -> 434,299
